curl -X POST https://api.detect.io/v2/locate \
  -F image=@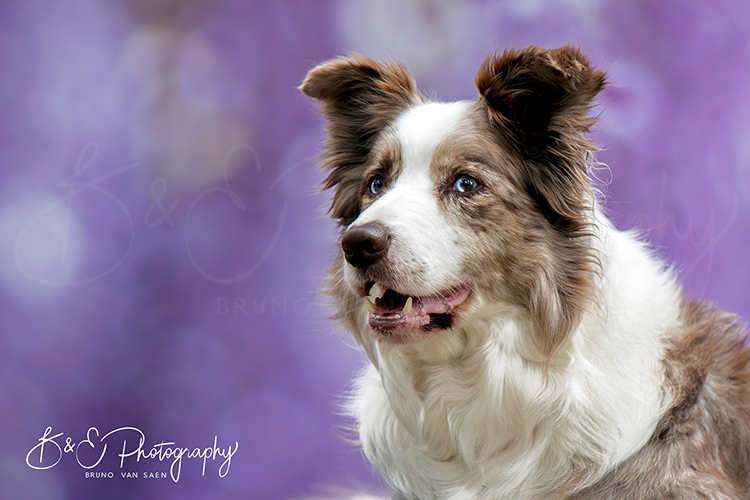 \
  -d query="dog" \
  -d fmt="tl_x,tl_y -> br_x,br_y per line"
300,45 -> 750,500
